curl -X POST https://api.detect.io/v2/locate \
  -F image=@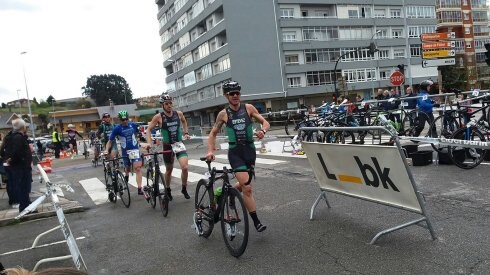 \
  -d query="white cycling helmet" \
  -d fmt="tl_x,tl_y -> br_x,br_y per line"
67,124 -> 75,128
